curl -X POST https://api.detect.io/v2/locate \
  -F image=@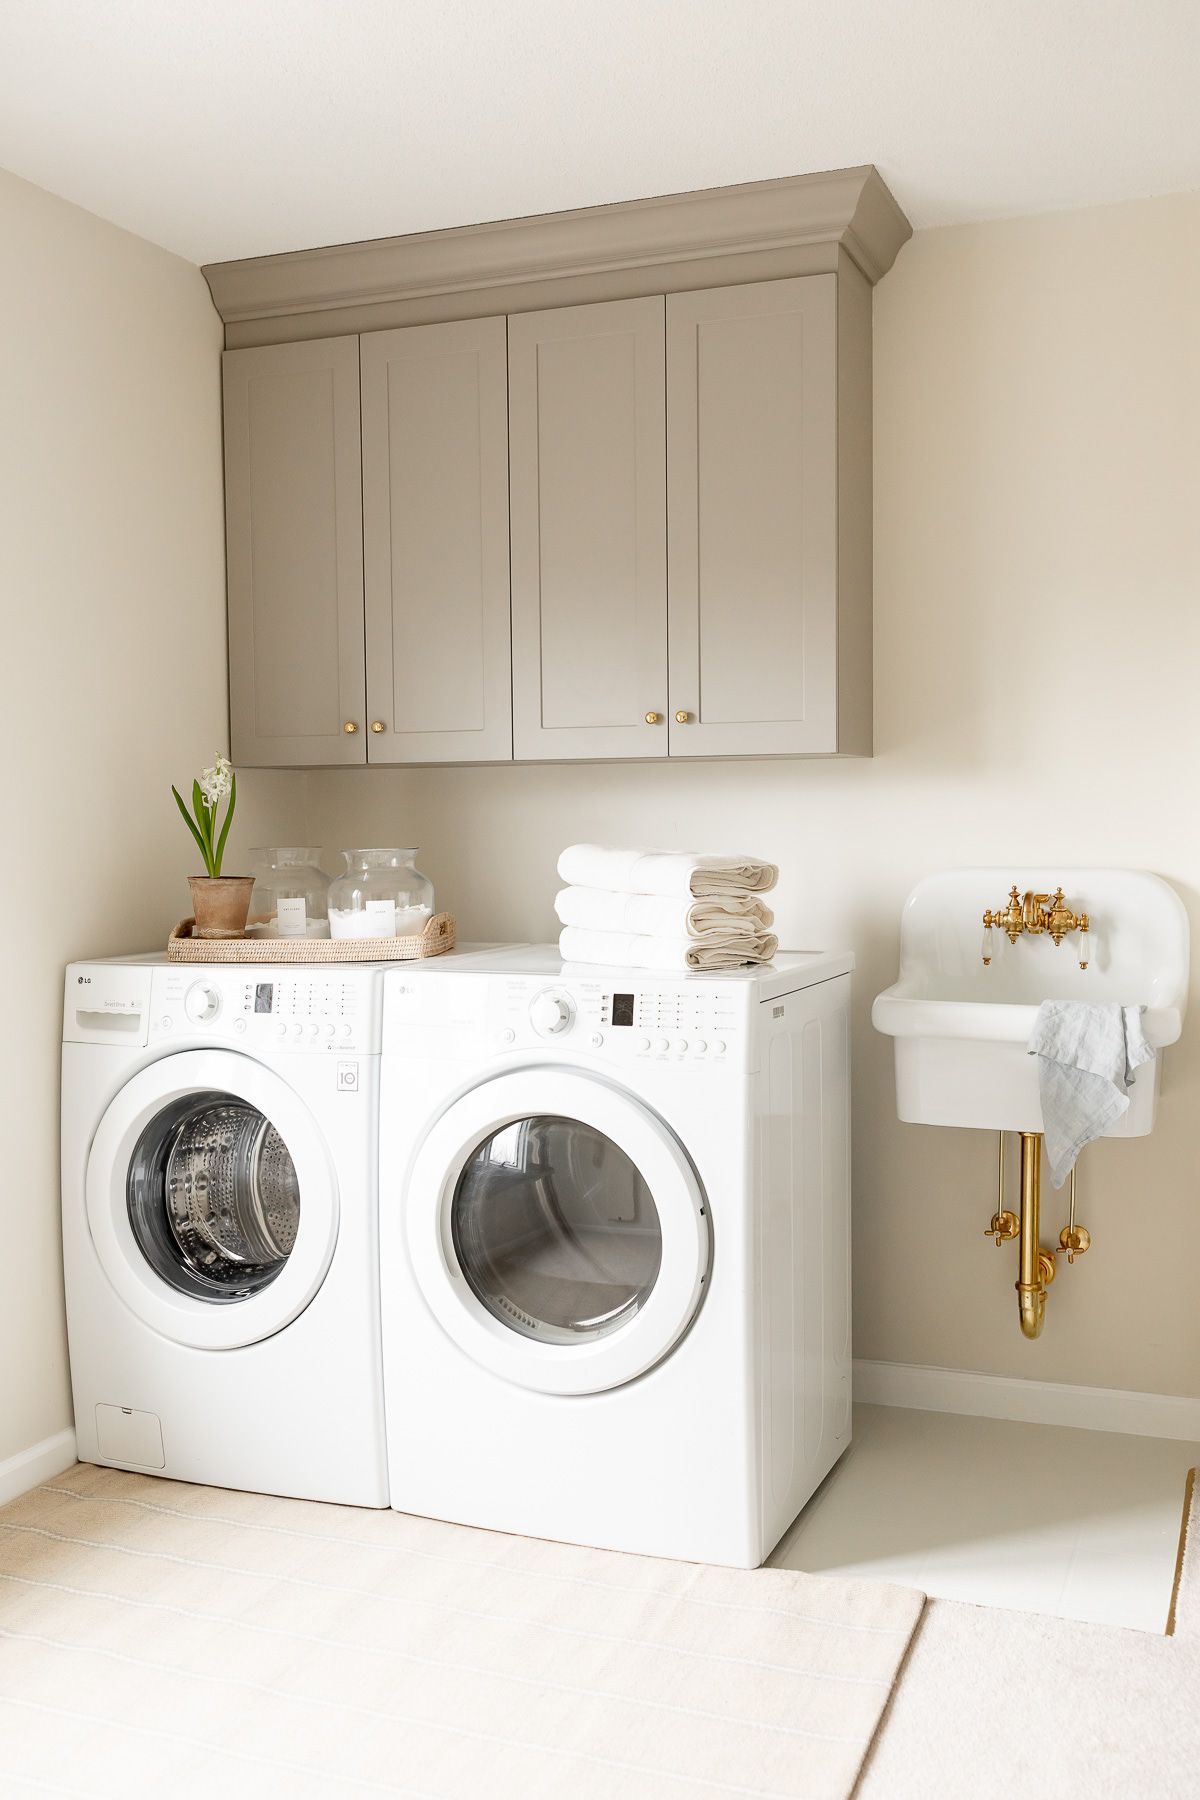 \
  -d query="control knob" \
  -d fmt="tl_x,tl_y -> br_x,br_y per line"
529,990 -> 575,1037
184,981 -> 221,1024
